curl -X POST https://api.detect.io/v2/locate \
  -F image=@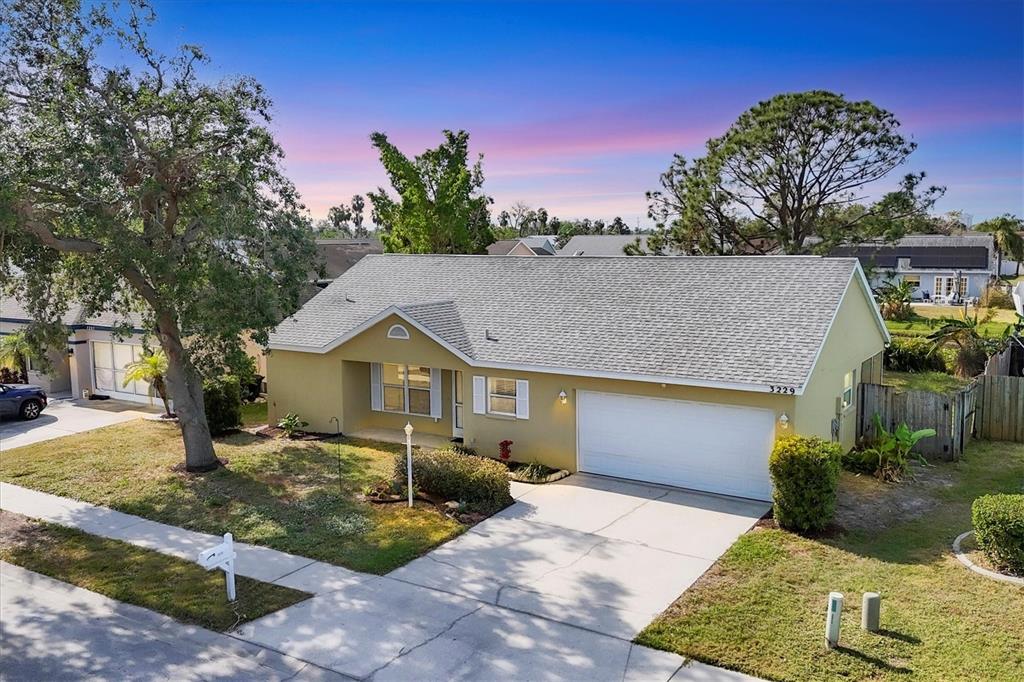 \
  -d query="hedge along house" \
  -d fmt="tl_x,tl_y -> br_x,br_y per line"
266,255 -> 888,501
